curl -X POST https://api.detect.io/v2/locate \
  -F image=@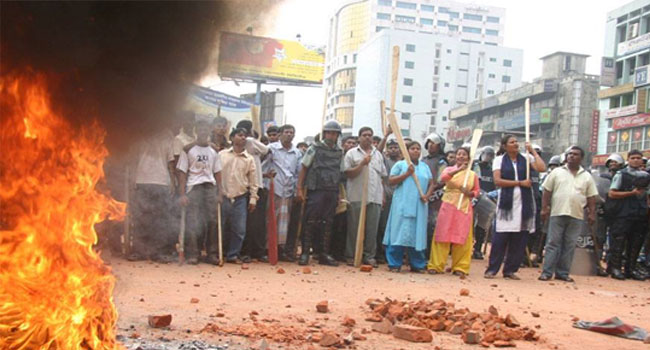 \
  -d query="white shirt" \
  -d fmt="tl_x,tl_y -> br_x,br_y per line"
173,129 -> 196,156
135,130 -> 175,186
343,146 -> 387,205
493,154 -> 536,233
177,145 -> 222,193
